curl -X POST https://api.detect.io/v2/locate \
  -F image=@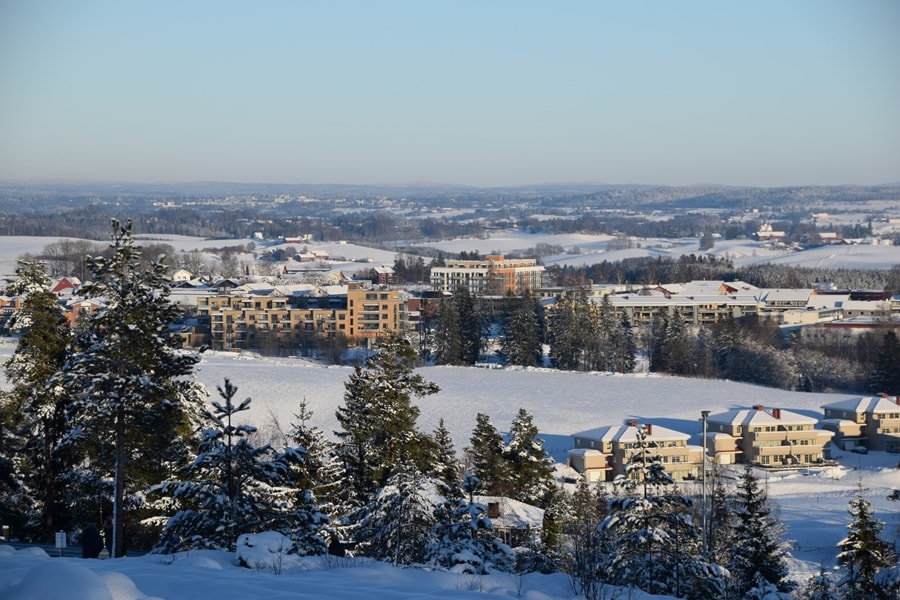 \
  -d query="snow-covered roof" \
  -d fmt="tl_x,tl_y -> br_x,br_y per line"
473,496 -> 544,530
707,406 -> 816,426
822,396 -> 900,414
573,423 -> 689,443
758,288 -> 814,303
